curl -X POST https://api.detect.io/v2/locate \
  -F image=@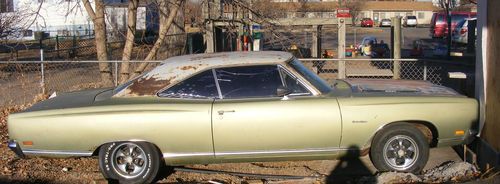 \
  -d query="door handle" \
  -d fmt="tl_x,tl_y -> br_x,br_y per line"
217,110 -> 235,115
